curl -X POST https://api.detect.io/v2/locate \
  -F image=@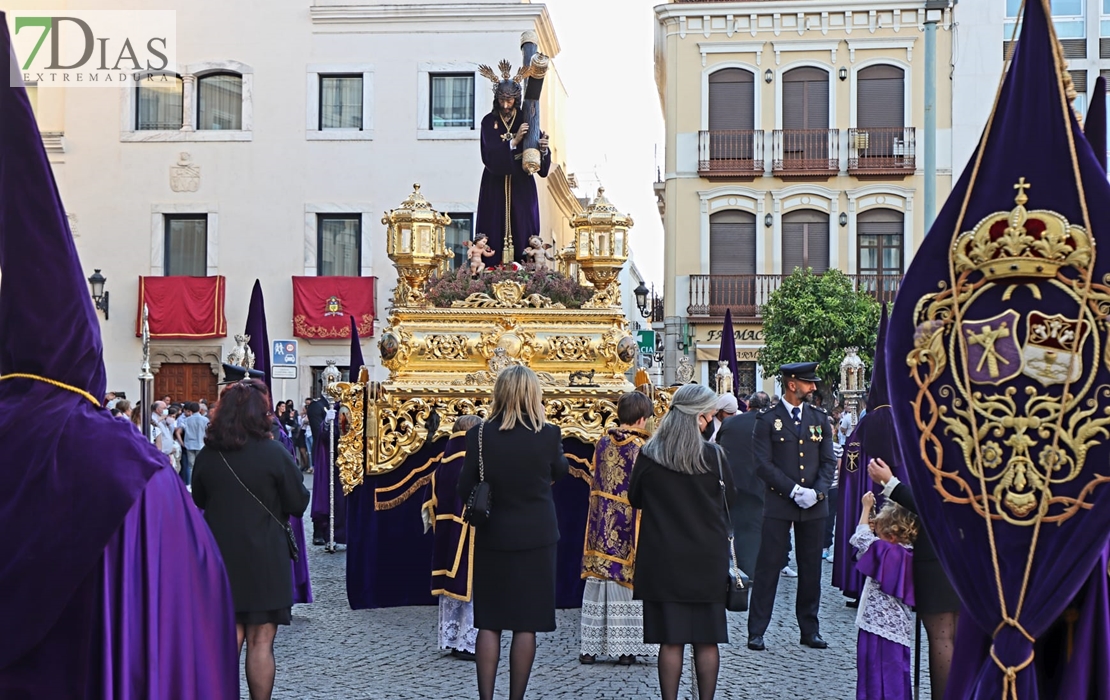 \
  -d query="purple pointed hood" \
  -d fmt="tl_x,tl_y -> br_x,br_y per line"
243,280 -> 272,398
857,304 -> 898,470
349,315 -> 365,381
0,15 -> 161,668
0,18 -> 105,398
1084,76 -> 1107,173
717,308 -> 739,396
